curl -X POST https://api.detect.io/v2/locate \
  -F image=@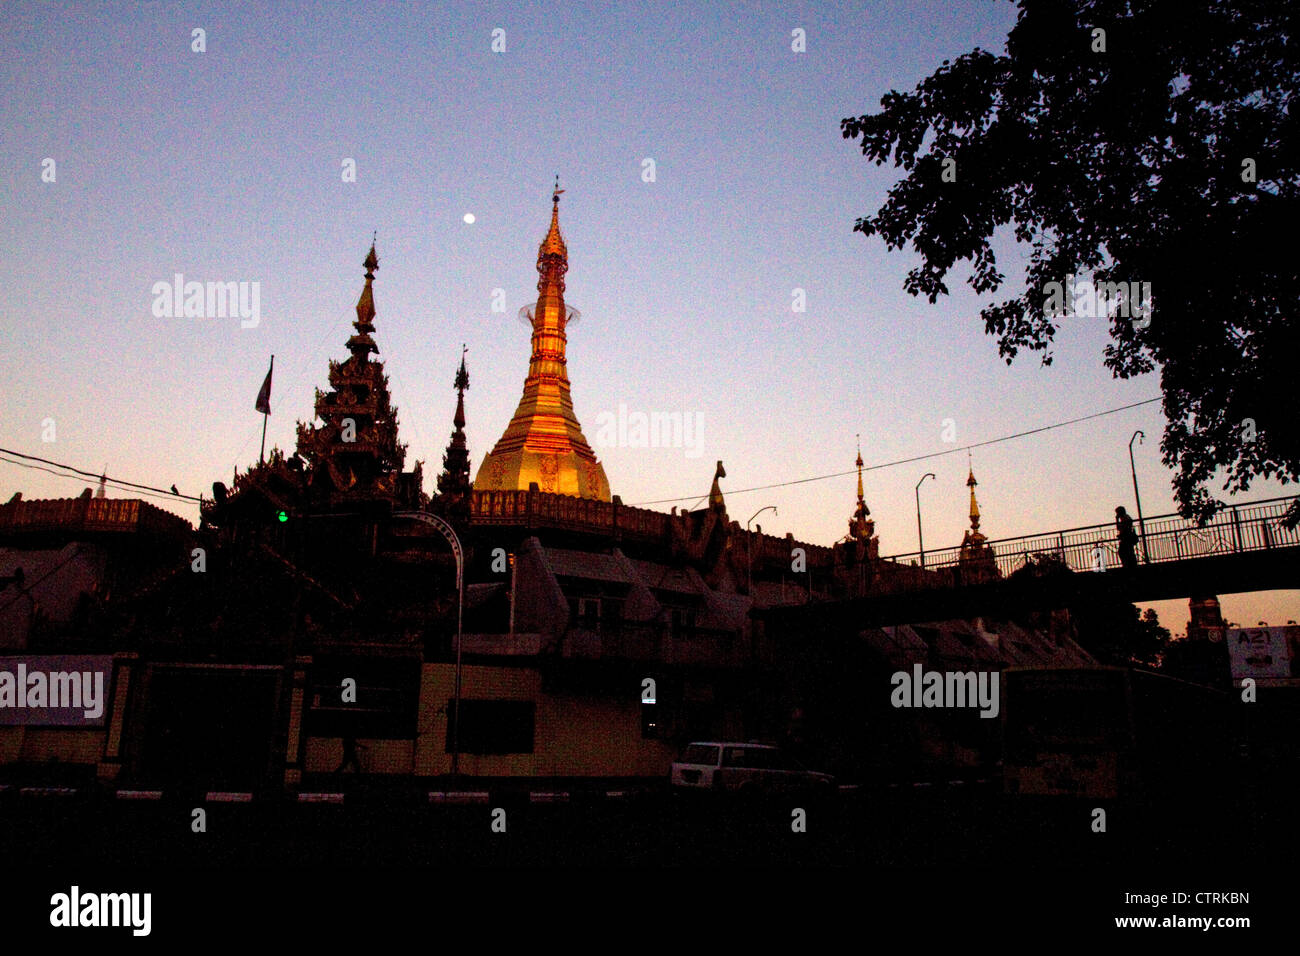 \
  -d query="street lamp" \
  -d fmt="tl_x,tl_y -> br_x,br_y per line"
746,505 -> 778,596
915,473 -> 936,568
1129,430 -> 1149,563
394,510 -> 464,776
